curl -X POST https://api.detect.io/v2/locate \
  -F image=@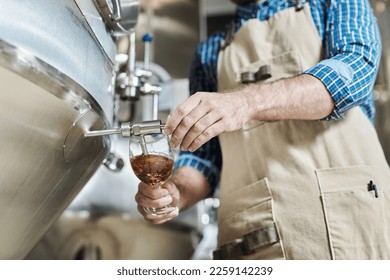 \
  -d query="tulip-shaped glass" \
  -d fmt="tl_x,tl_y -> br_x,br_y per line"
129,133 -> 176,215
